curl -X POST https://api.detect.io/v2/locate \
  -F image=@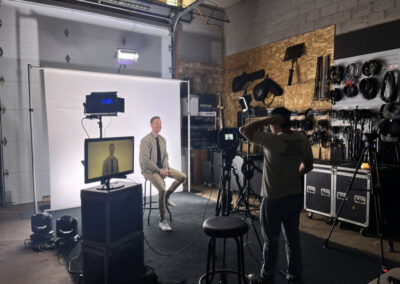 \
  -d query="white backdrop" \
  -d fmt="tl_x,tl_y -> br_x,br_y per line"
43,68 -> 182,210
